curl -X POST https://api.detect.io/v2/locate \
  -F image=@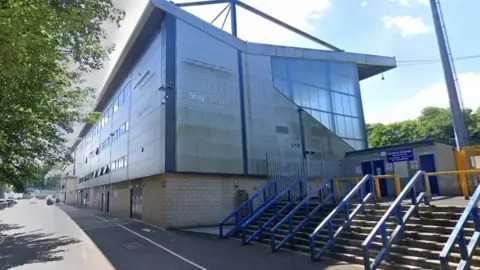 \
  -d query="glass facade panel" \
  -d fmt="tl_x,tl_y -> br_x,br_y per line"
271,57 -> 366,149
